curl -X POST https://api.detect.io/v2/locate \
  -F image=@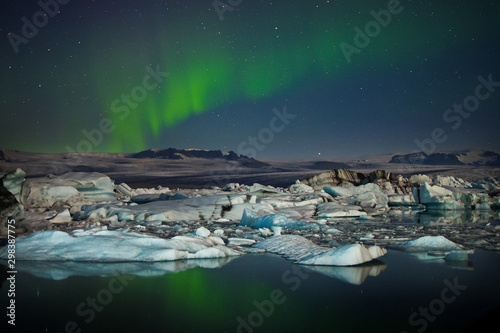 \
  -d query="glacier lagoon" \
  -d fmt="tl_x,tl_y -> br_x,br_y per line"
1,161 -> 500,332
2,249 -> 500,333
